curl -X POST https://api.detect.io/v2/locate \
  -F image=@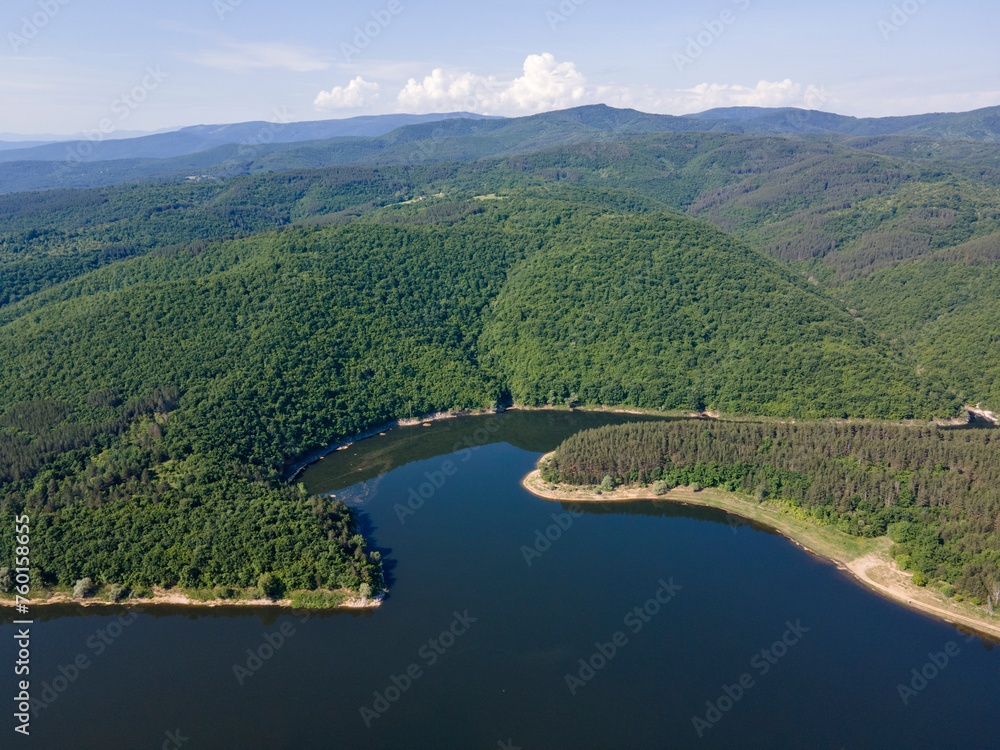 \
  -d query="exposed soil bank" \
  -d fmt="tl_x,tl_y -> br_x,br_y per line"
0,588 -> 383,610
